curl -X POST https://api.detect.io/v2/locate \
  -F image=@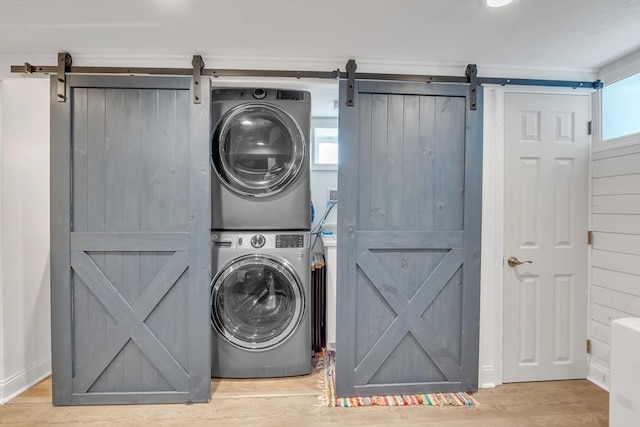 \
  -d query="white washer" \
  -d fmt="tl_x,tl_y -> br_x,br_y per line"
210,231 -> 311,378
